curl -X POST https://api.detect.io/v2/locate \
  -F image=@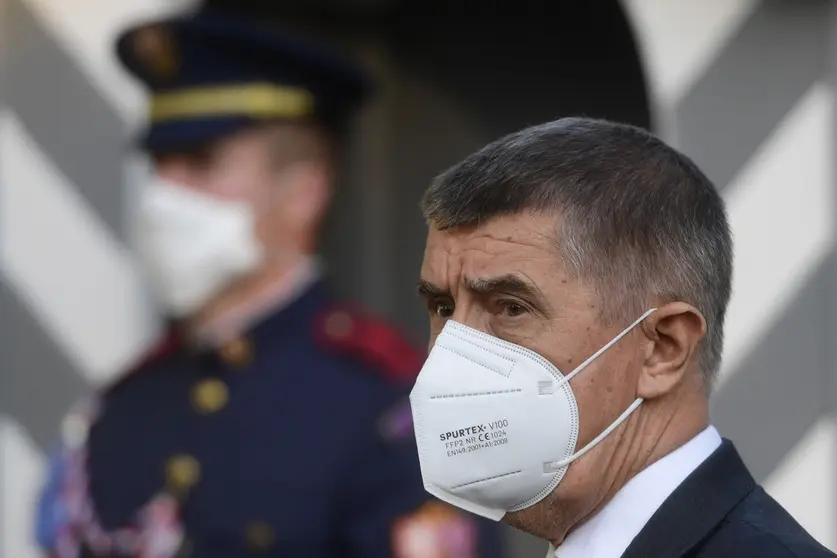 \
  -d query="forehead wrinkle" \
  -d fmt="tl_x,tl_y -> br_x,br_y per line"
464,231 -> 553,254
459,241 -> 557,283
422,218 -> 562,294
